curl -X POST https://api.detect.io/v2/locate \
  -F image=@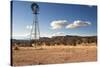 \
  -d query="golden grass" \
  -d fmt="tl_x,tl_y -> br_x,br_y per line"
12,43 -> 97,66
